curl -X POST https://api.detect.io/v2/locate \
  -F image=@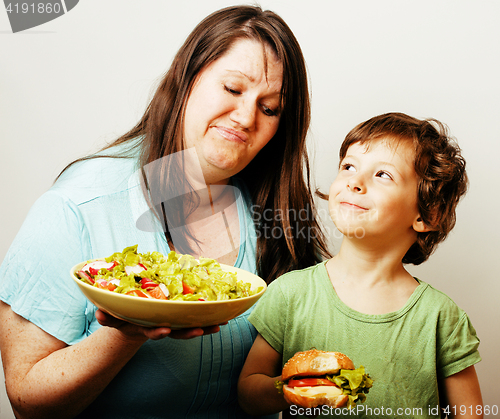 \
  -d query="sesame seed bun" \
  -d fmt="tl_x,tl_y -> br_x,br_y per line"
282,349 -> 355,381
